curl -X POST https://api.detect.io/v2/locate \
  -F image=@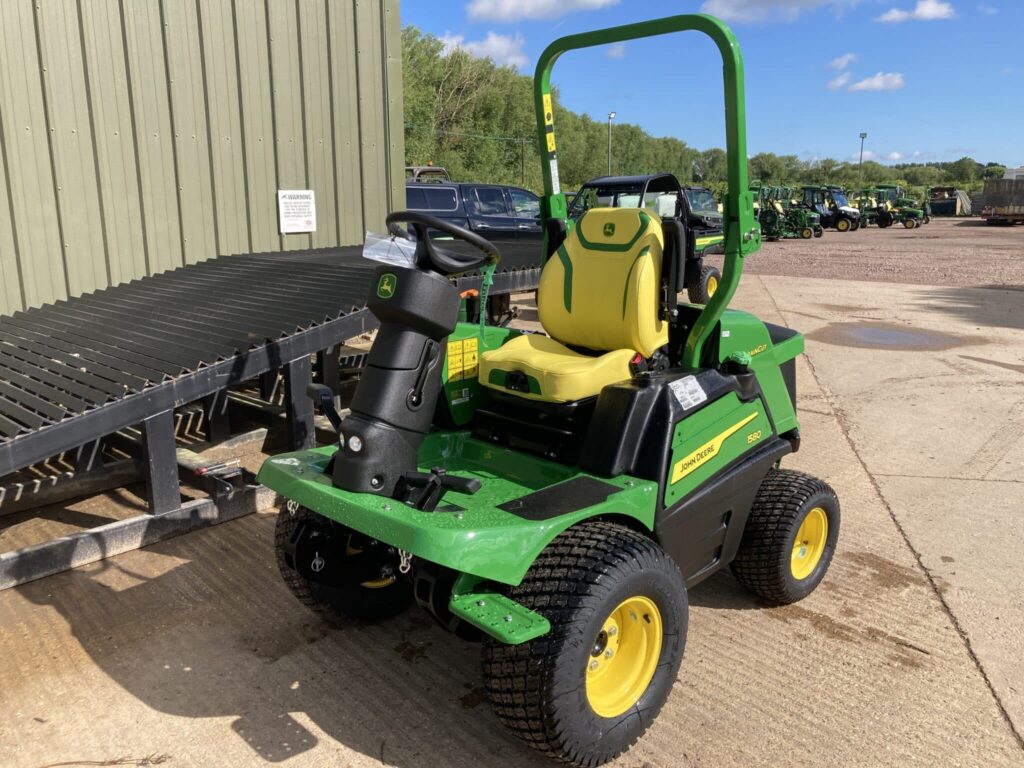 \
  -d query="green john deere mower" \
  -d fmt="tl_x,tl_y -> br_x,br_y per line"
259,14 -> 840,767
